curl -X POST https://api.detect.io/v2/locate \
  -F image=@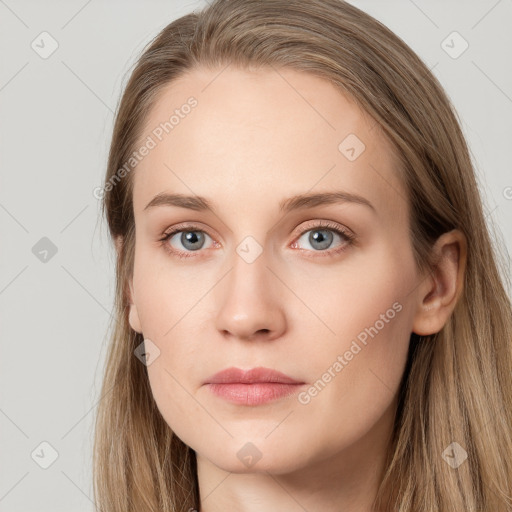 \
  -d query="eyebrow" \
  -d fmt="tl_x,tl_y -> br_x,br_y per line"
143,190 -> 375,214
